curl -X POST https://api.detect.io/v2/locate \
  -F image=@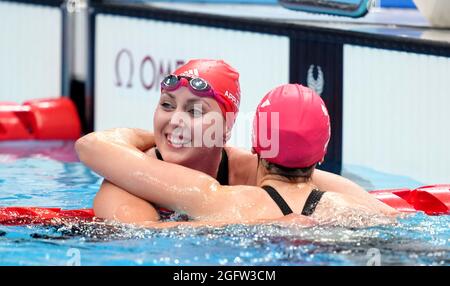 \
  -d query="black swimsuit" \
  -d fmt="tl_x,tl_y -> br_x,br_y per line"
261,185 -> 324,216
154,148 -> 229,220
